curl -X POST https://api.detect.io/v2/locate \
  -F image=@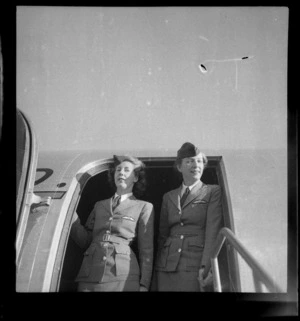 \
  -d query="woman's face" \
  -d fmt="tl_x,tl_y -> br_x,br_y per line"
177,154 -> 205,186
114,161 -> 138,193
